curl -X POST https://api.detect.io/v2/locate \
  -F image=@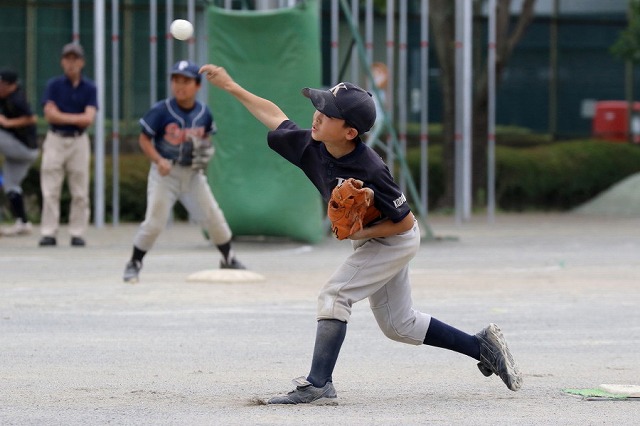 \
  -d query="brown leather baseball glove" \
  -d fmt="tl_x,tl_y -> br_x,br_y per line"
327,178 -> 381,240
